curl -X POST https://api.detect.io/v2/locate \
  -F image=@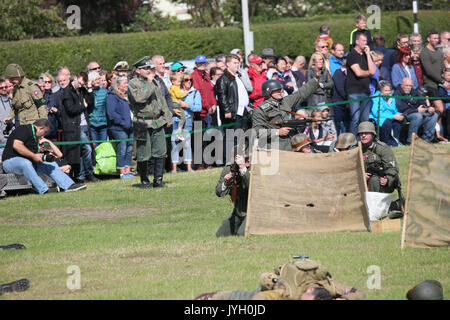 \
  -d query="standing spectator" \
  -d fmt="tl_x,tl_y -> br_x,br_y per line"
372,50 -> 390,83
210,67 -> 224,86
395,77 -> 438,144
192,54 -> 218,169
306,52 -> 334,107
113,61 -> 129,77
437,30 -> 450,54
230,48 -> 253,93
270,57 -> 297,95
152,55 -> 172,89
411,45 -> 424,86
315,38 -> 331,73
0,77 -> 12,157
349,14 -> 374,51
370,81 -> 404,146
215,54 -> 250,159
38,73 -> 59,140
105,71 -> 118,91
88,71 -> 108,146
346,33 -> 376,136
389,33 -> 410,70
409,33 -> 423,47
53,66 -> 71,92
106,76 -> 134,179
420,29 -> 445,114
317,24 -> 334,52
247,56 -> 267,109
61,71 -> 98,182
444,47 -> 450,69
171,61 -> 186,75
373,34 -> 388,54
261,48 -> 276,69
215,54 -> 227,71
291,56 -> 307,85
329,43 -> 346,76
391,47 -> 419,90
332,60 -> 349,135
171,74 -> 202,173
87,61 -> 101,74
3,64 -> 47,126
